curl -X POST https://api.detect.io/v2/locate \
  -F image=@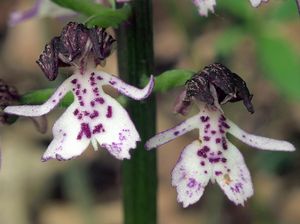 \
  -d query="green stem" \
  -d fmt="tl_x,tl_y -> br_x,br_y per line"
117,1 -> 157,224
